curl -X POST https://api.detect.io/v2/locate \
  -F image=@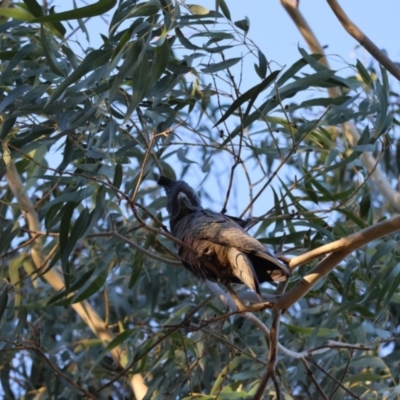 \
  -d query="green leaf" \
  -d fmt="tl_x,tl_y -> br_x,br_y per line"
40,26 -> 66,76
0,85 -> 31,113
187,4 -> 210,15
175,27 -> 201,50
177,146 -> 198,164
216,70 -> 280,128
41,187 -> 96,211
0,222 -> 20,255
59,202 -> 76,290
316,150 -> 361,176
276,70 -> 336,98
0,285 -> 10,323
47,268 -> 96,305
367,240 -> 395,273
283,323 -> 338,337
345,373 -> 382,383
103,329 -> 136,354
129,251 -> 144,289
0,6 -> 35,21
217,0 -> 231,20
256,49 -> 267,79
48,49 -> 112,103
381,263 -> 400,312
356,59 -> 373,87
234,17 -> 249,34
350,356 -> 388,370
125,39 -> 170,119
304,177 -> 319,204
109,39 -> 145,101
113,163 -> 123,189
201,57 -> 241,73
61,208 -> 90,274
85,186 -> 106,235
127,2 -> 160,18
374,80 -> 391,138
23,0 -> 66,35
33,0 -> 117,22
359,186 -> 371,218
72,267 -> 108,303
276,56 -> 316,87
337,208 -> 367,229
0,117 -> 16,140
